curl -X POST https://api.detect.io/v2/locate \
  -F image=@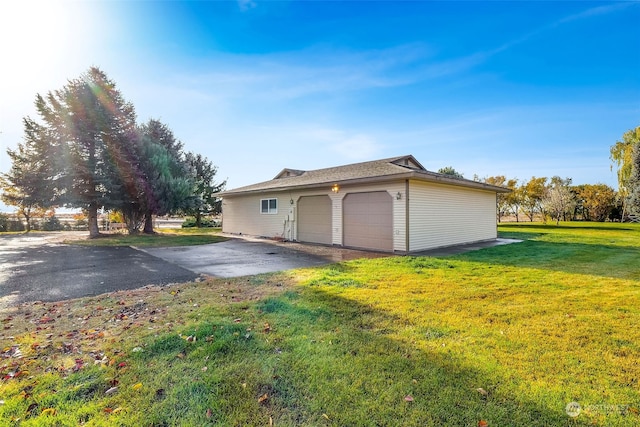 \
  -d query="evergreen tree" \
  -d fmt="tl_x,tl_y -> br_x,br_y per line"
134,119 -> 193,234
183,152 -> 226,227
16,67 -> 138,237
437,166 -> 464,179
1,132 -> 55,231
